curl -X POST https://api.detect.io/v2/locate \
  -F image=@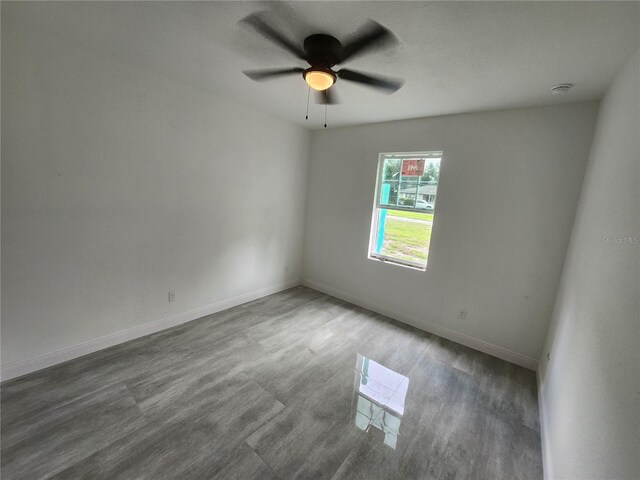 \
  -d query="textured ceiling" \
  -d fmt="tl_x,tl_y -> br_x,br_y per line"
4,1 -> 640,129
